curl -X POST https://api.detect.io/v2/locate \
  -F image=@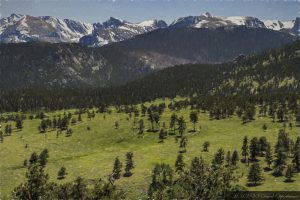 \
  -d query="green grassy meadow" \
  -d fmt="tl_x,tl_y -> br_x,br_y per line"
0,98 -> 299,199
